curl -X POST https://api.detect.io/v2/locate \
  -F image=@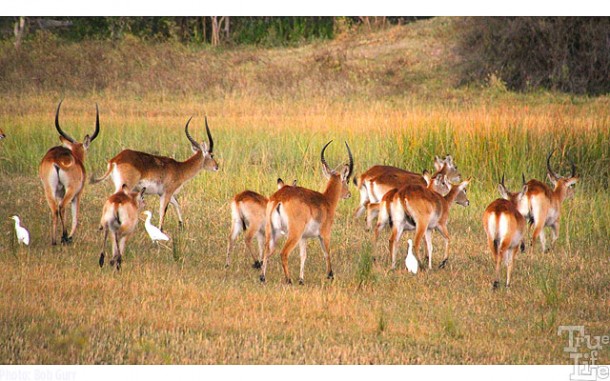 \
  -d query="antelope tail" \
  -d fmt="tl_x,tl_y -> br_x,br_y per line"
91,162 -> 114,185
